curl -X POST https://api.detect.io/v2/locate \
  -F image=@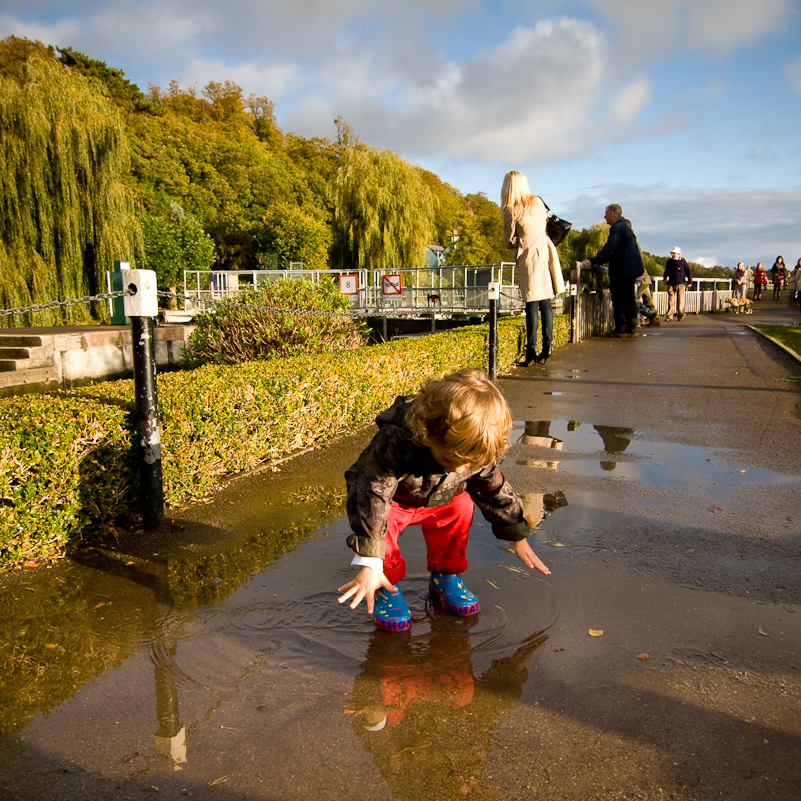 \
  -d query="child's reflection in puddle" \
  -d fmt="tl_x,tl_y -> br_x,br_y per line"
344,615 -> 548,798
